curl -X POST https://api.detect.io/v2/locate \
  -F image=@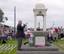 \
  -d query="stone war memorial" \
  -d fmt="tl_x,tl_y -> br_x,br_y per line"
33,0 -> 47,47
17,0 -> 64,54
0,0 -> 64,54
